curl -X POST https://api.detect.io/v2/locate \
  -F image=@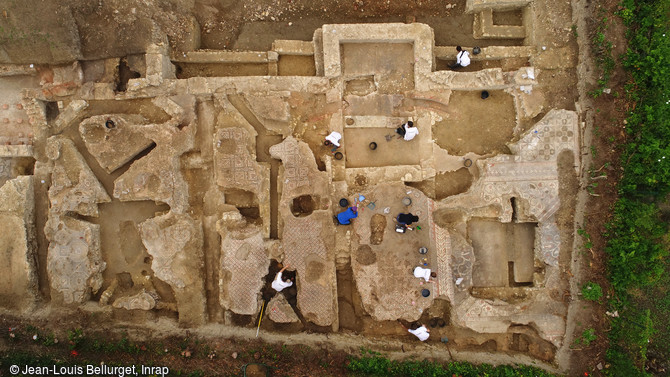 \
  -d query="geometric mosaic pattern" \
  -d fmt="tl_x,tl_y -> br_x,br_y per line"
433,223 -> 454,301
440,110 -> 579,347
449,231 -> 475,294
511,110 -> 579,164
214,127 -> 263,194
267,294 -> 300,323
220,229 -> 269,315
281,212 -> 335,326
45,216 -> 105,304
537,221 -> 560,267
473,109 -> 579,223
270,137 -> 312,194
